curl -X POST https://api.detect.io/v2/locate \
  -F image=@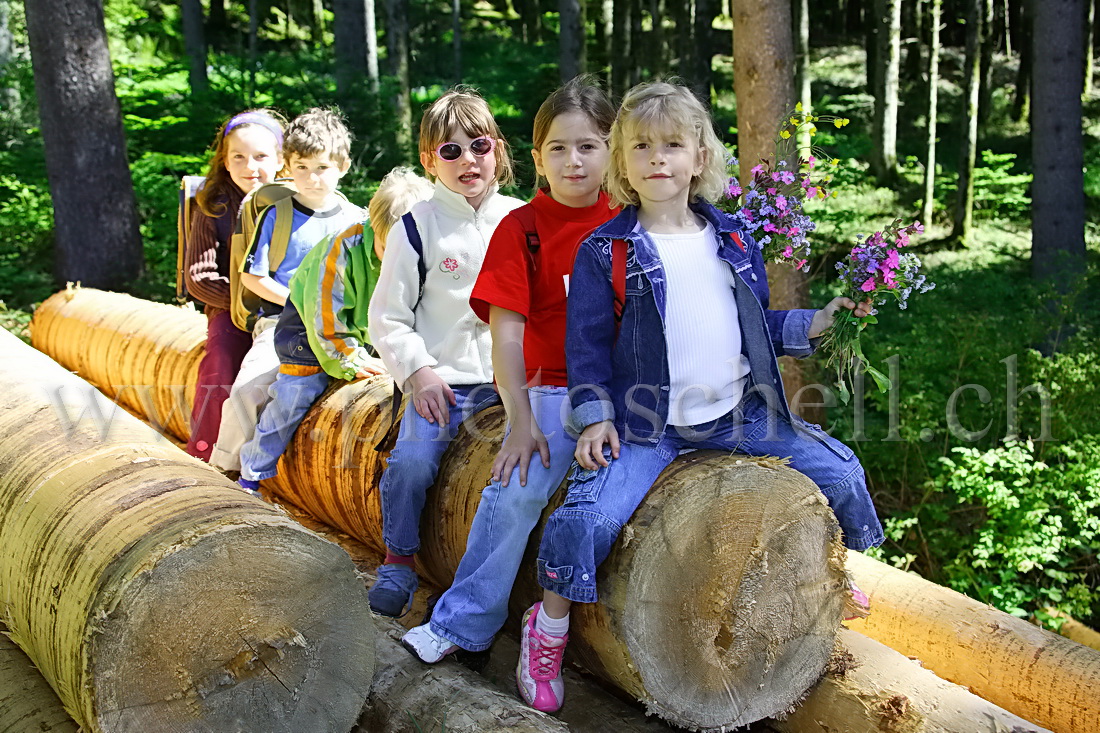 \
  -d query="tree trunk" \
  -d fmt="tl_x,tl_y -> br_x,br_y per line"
0,0 -> 18,115
1085,0 -> 1094,96
453,0 -> 463,83
670,0 -> 692,85
248,0 -> 259,103
794,0 -> 812,152
32,288 -> 851,732
1012,0 -> 1030,120
23,0 -> 143,291
870,0 -> 900,185
0,628 -> 79,732
596,0 -> 613,80
1032,0 -> 1087,288
920,0 -> 941,225
0,325 -> 375,733
732,0 -> 821,423
629,0 -> 642,84
692,0 -> 716,99
366,0 -> 379,92
845,551 -> 1100,733
768,629 -> 1052,733
333,0 -> 368,103
979,0 -> 995,123
952,0 -> 982,246
311,0 -> 325,43
611,0 -> 632,97
384,0 -> 412,154
181,0 -> 209,94
559,0 -> 586,80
